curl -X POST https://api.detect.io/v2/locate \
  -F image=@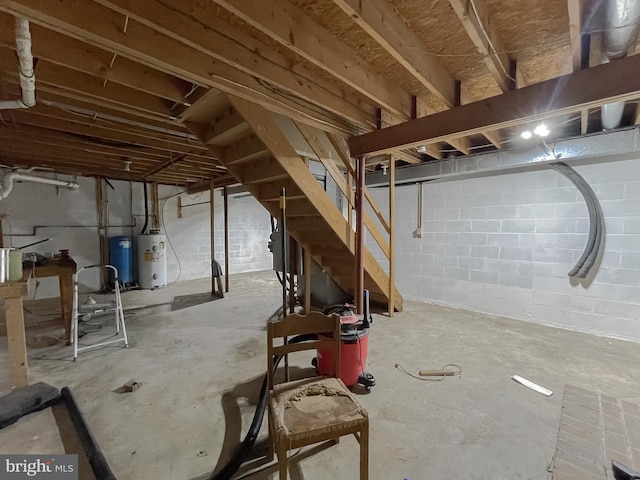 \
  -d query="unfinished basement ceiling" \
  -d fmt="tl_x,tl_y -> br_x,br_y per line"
0,0 -> 637,187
